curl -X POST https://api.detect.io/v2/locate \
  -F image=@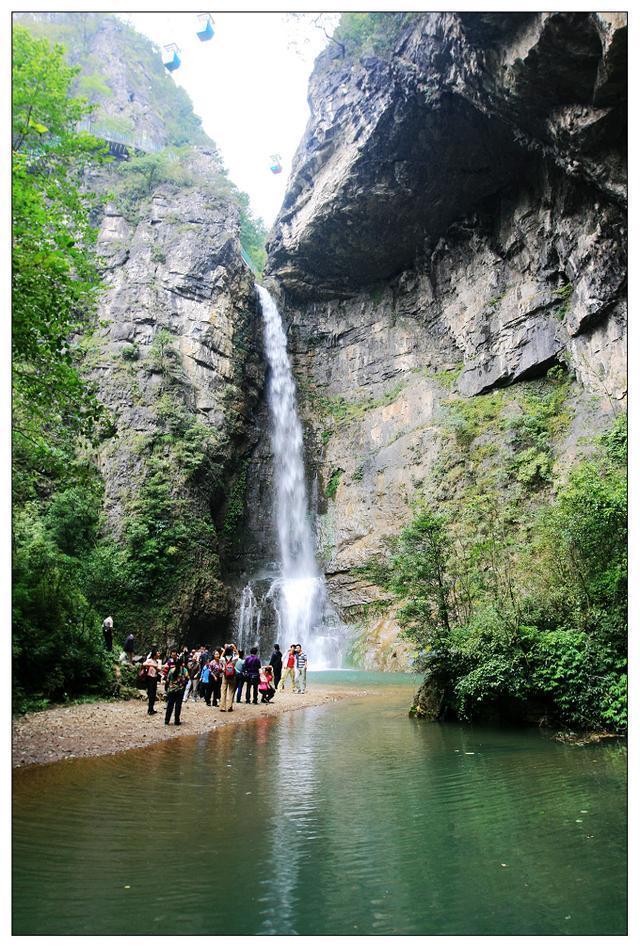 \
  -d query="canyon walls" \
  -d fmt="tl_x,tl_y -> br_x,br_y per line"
264,12 -> 627,668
